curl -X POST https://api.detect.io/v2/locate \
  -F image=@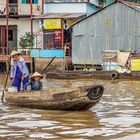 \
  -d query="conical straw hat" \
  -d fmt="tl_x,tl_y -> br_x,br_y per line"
30,72 -> 43,80
10,50 -> 21,57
